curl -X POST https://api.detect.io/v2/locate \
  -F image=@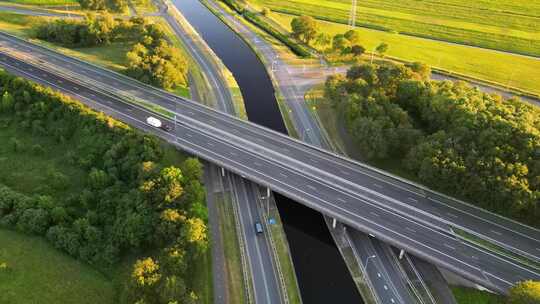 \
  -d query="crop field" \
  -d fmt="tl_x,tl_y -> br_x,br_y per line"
249,0 -> 540,57
271,12 -> 540,96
